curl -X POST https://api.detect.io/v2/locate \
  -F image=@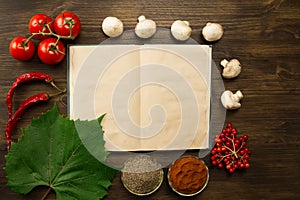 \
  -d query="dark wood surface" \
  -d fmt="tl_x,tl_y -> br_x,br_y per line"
0,0 -> 299,199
